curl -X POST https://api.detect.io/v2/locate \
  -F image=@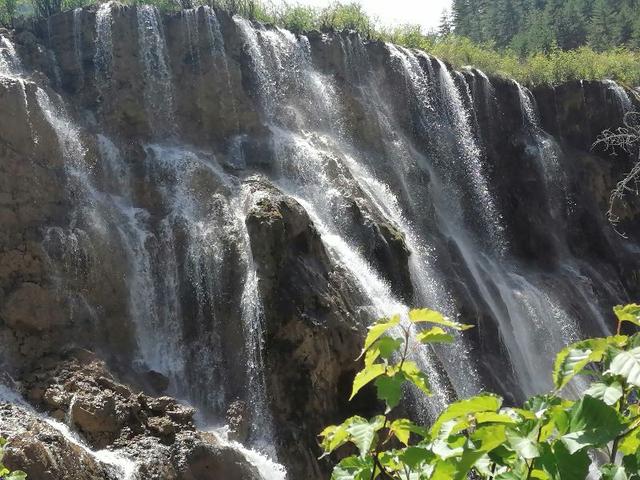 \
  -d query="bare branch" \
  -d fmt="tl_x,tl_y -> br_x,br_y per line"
593,112 -> 640,236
